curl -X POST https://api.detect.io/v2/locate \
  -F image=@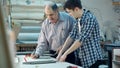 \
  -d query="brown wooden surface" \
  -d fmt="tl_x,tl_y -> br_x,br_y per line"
112,2 -> 120,5
16,44 -> 37,51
